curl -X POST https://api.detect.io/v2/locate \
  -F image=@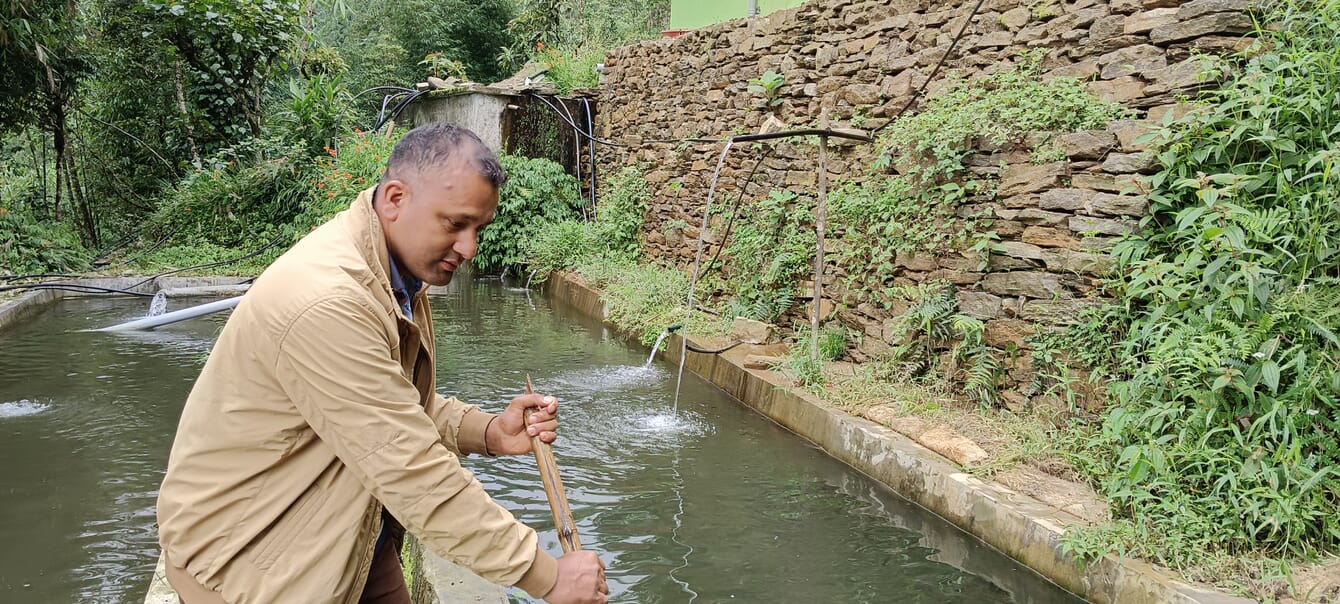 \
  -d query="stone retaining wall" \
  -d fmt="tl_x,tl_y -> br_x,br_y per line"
596,0 -> 1254,402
